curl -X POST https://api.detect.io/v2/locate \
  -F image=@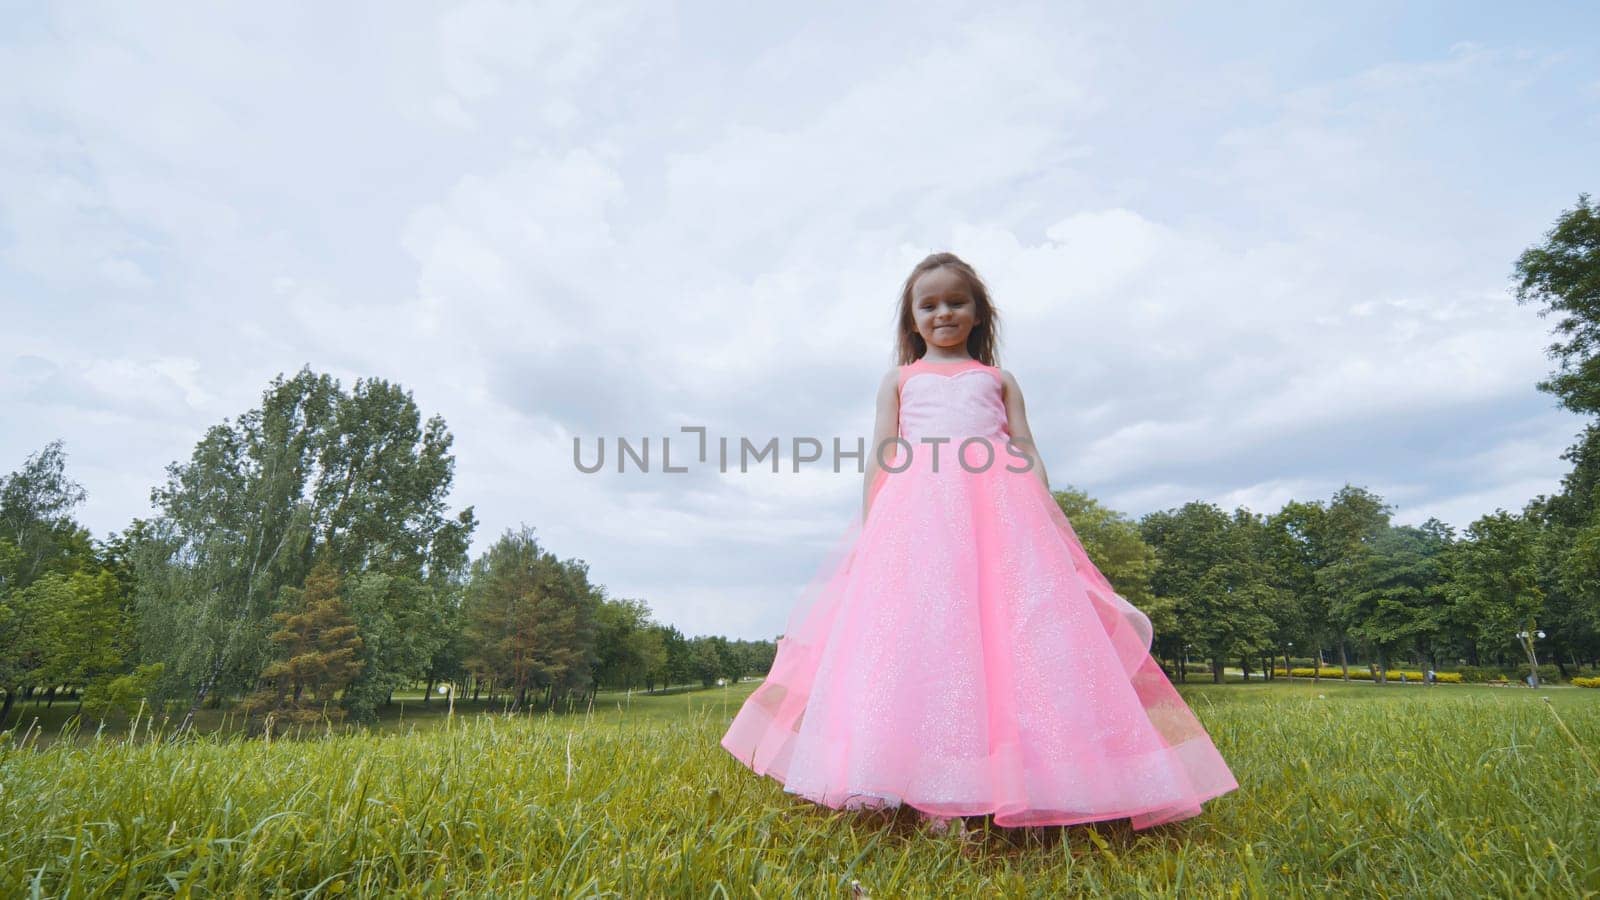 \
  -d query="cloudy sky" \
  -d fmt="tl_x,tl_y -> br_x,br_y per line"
3,2 -> 1598,640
